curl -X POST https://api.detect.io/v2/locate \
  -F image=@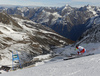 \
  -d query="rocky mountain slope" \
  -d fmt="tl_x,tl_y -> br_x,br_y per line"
0,5 -> 100,41
76,16 -> 100,45
0,12 -> 73,66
